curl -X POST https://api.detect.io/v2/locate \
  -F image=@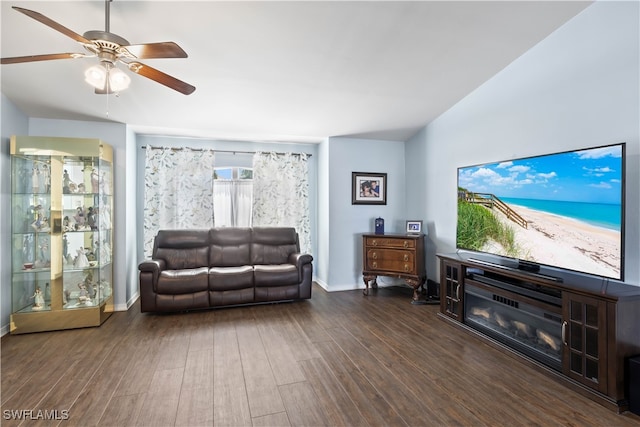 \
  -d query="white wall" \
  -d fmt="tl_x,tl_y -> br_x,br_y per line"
0,94 -> 29,334
322,136 -> 406,291
316,138 -> 330,289
125,125 -> 138,305
408,0 -> 640,285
